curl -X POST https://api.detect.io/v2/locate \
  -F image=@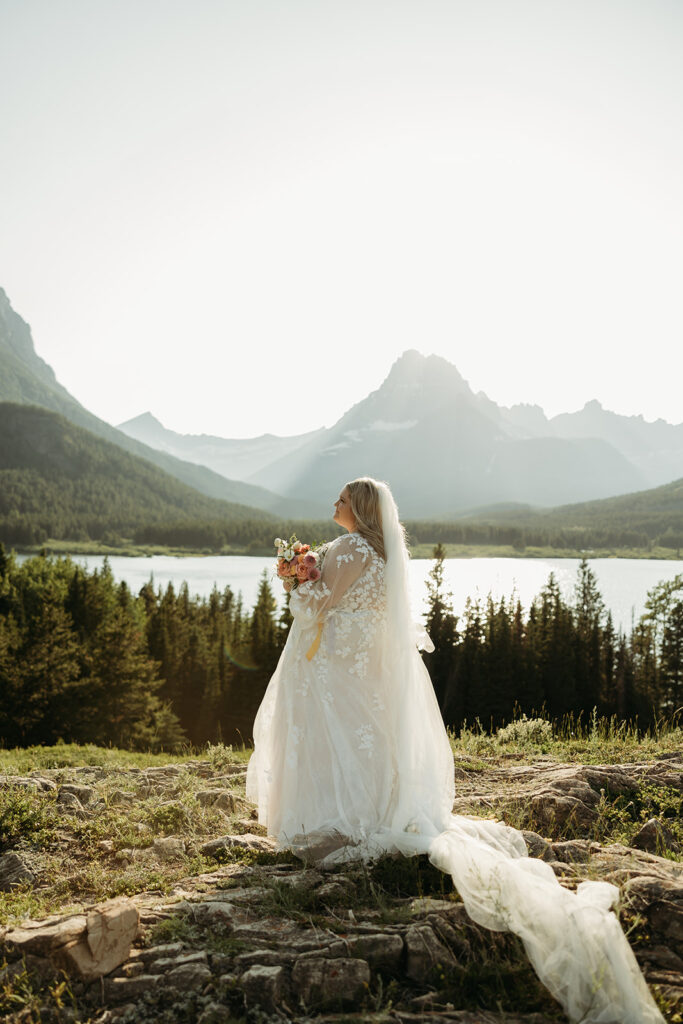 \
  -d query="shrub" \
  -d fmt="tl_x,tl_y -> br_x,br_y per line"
496,715 -> 552,745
